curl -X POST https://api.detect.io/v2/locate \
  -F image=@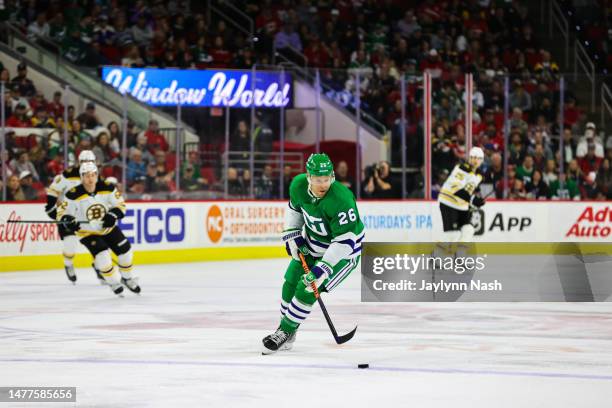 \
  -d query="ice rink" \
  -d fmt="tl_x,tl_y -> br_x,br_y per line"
1,258 -> 612,408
